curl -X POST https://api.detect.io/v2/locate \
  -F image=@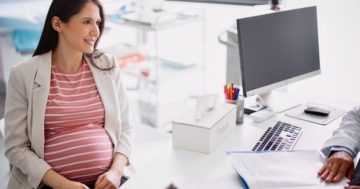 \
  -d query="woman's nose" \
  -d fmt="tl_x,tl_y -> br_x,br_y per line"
90,24 -> 99,37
